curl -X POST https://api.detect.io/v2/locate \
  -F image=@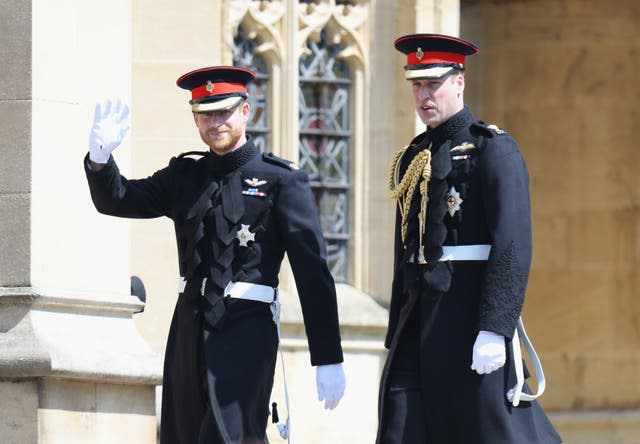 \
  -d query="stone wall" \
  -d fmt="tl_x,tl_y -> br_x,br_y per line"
0,1 -> 162,443
461,0 -> 640,441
